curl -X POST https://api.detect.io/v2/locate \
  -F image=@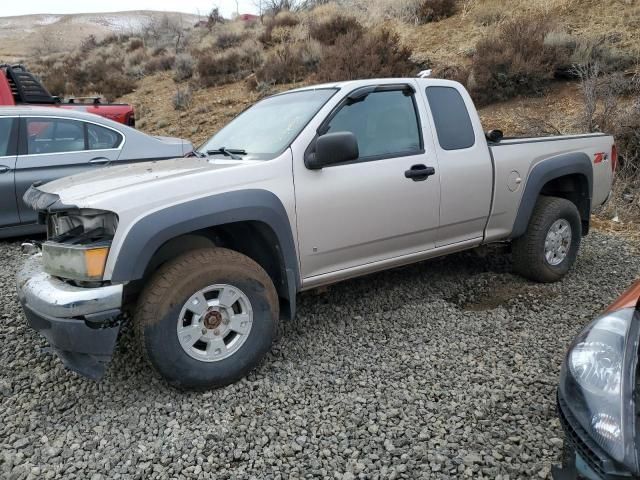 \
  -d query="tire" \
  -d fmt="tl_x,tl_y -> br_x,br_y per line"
134,247 -> 279,390
512,196 -> 582,283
